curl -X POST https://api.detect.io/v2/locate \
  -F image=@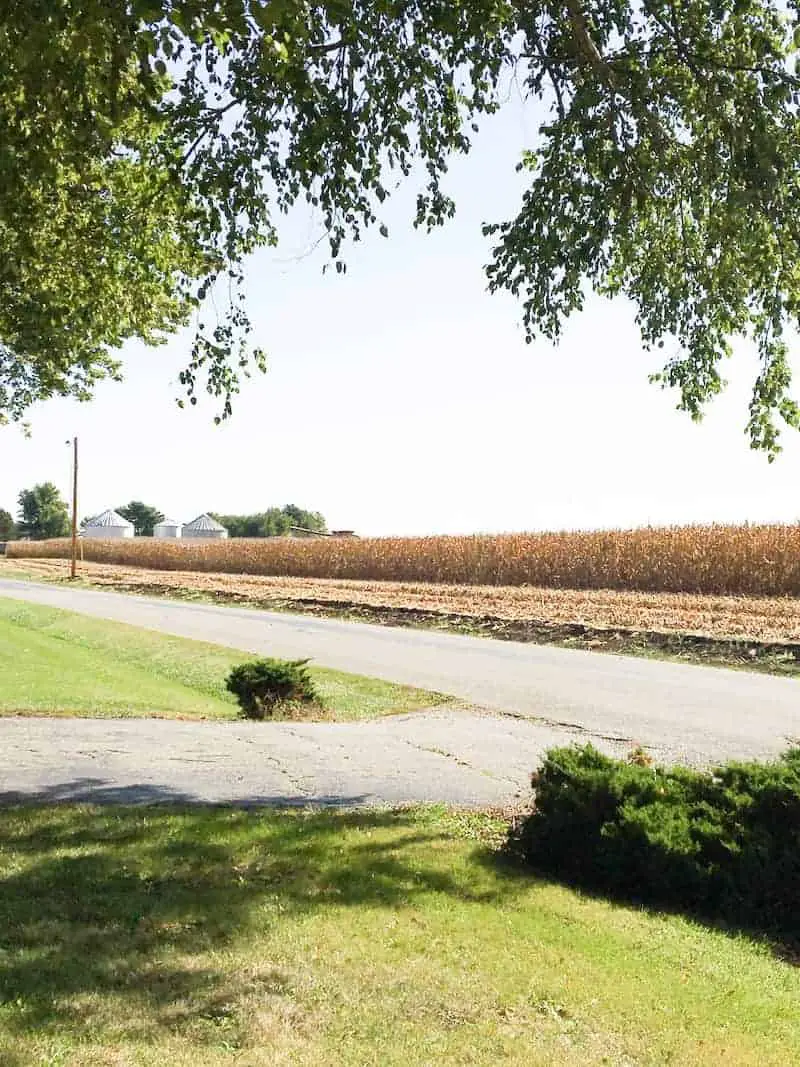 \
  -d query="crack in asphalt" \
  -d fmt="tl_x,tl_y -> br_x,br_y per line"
402,740 -> 474,769
398,738 -> 522,787
256,727 -> 320,797
494,707 -> 637,745
260,753 -> 313,798
165,757 -> 223,764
